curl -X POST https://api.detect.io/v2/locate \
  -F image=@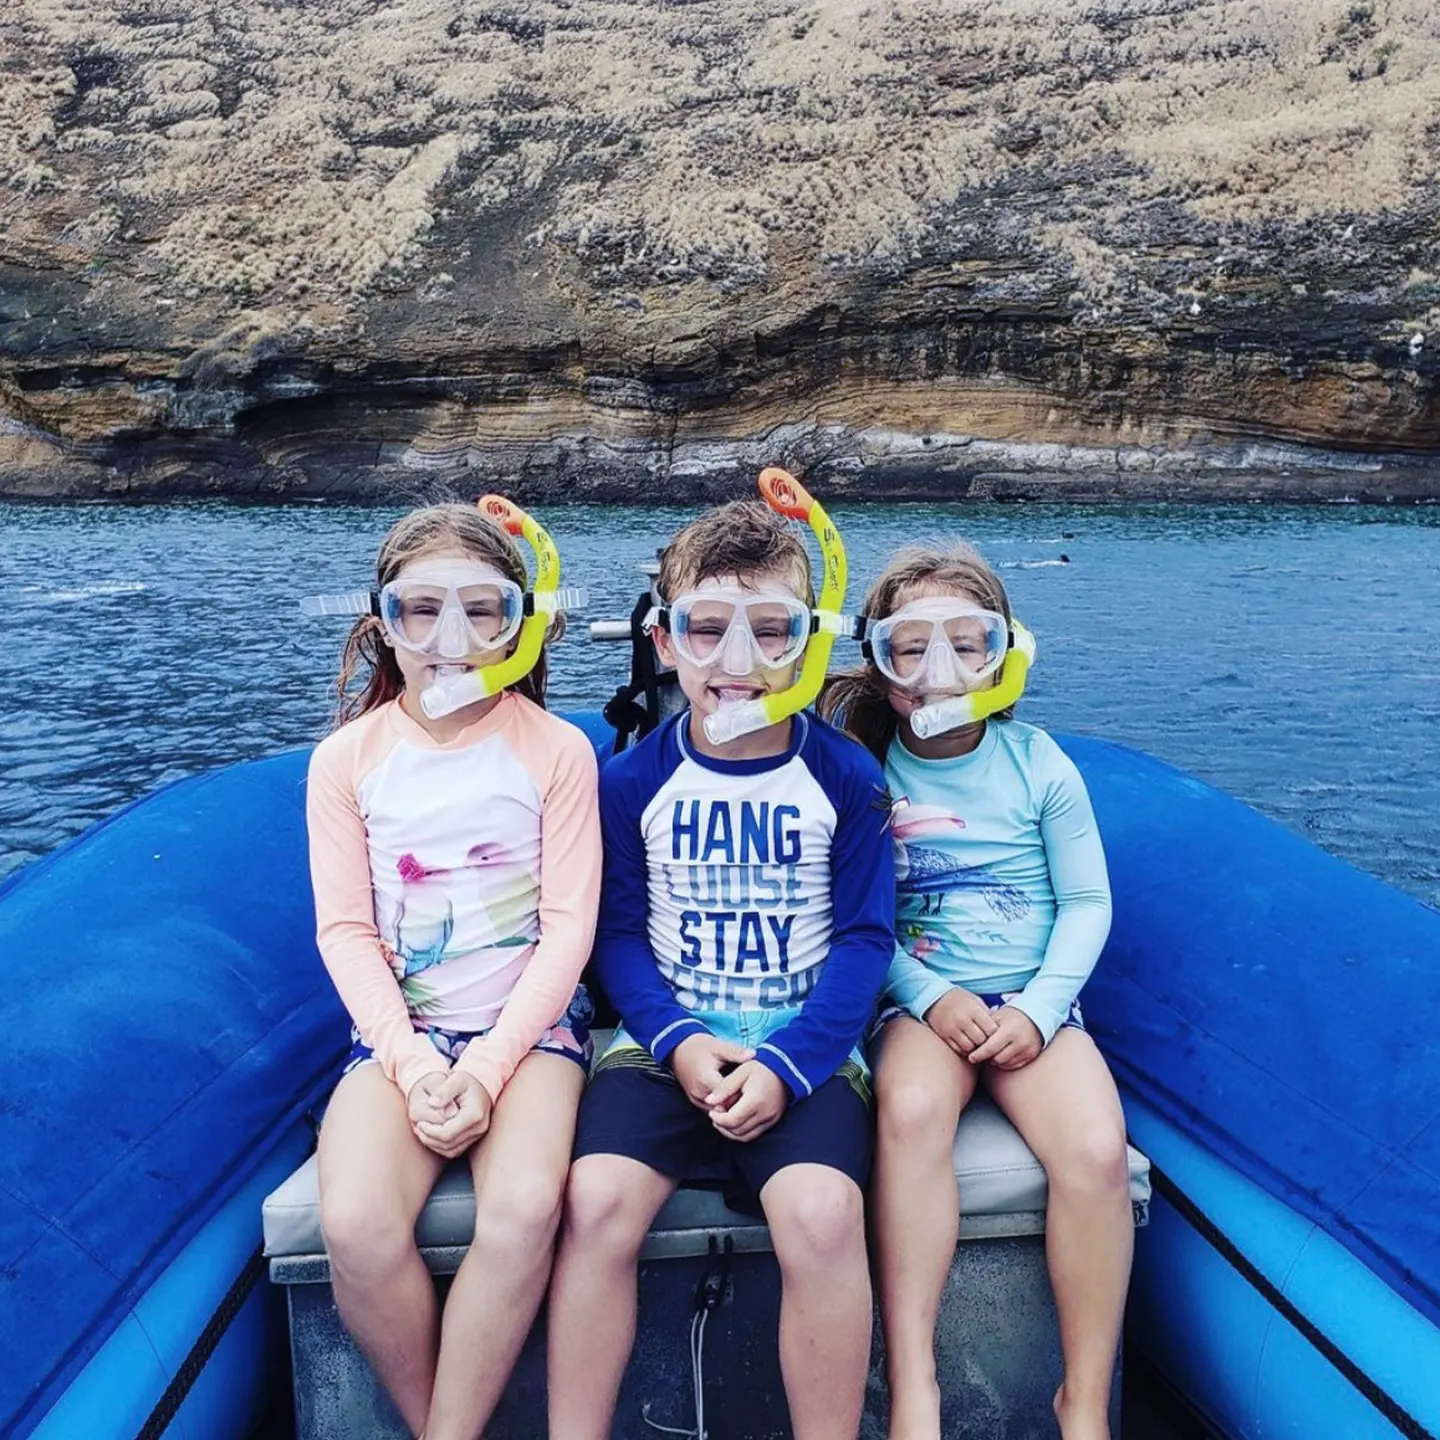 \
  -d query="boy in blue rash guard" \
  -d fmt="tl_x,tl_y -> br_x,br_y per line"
547,502 -> 895,1440
823,543 -> 1131,1440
